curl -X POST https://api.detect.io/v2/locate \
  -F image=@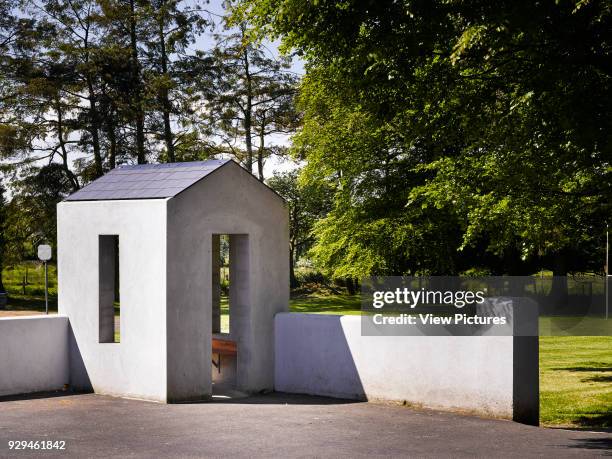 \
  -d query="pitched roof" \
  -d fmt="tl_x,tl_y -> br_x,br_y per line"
65,160 -> 230,201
